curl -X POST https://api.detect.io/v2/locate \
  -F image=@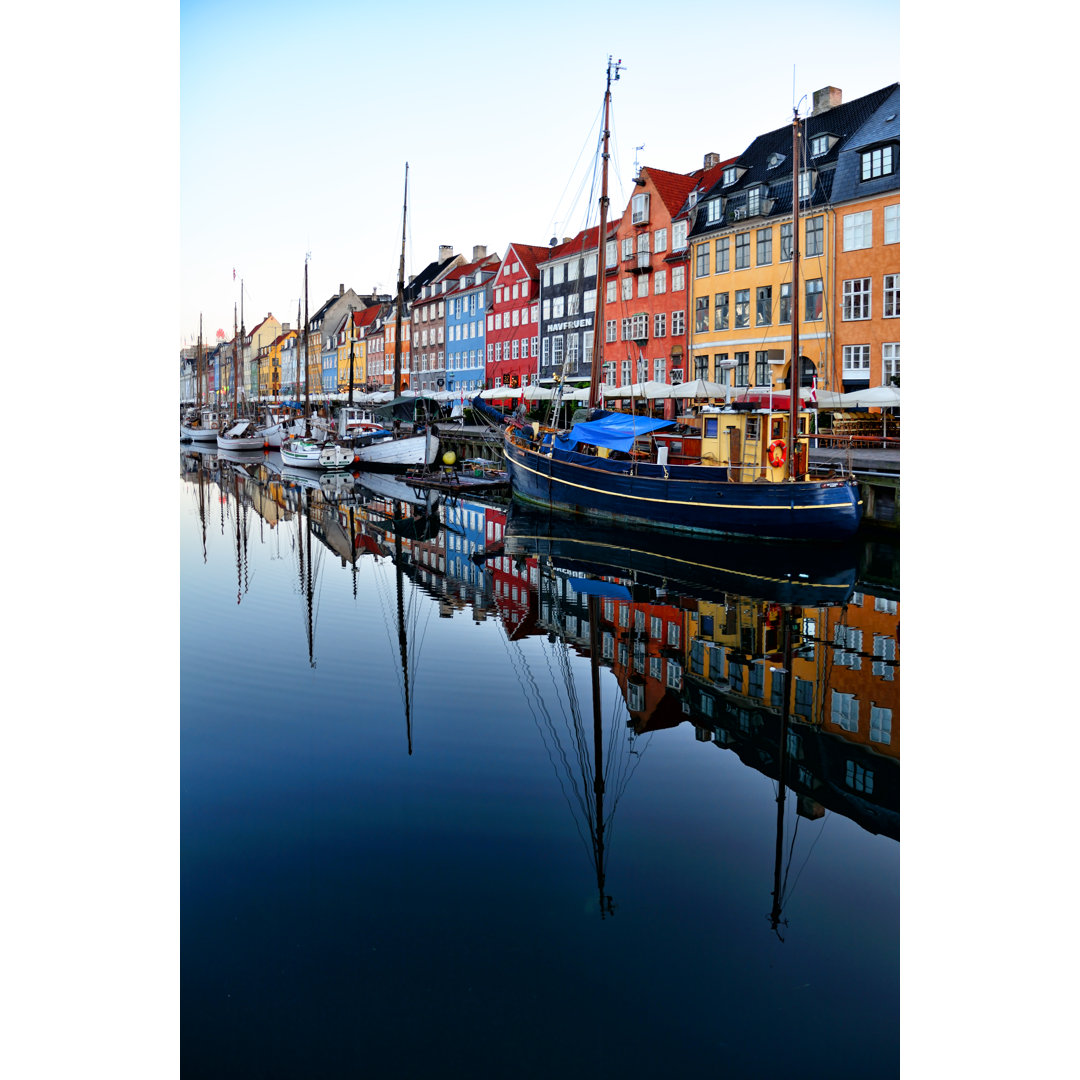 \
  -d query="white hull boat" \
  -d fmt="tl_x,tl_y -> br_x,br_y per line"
280,436 -> 357,470
217,419 -> 268,452
181,407 -> 222,442
351,432 -> 439,469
